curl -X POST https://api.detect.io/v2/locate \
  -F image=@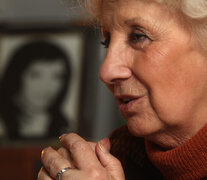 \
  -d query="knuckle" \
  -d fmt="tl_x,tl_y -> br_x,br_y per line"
64,133 -> 78,141
47,156 -> 57,172
88,167 -> 104,179
110,159 -> 122,170
70,139 -> 87,151
62,171 -> 72,180
57,147 -> 72,162
88,166 -> 108,180
114,159 -> 122,167
57,147 -> 66,154
69,132 -> 78,137
61,133 -> 79,146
